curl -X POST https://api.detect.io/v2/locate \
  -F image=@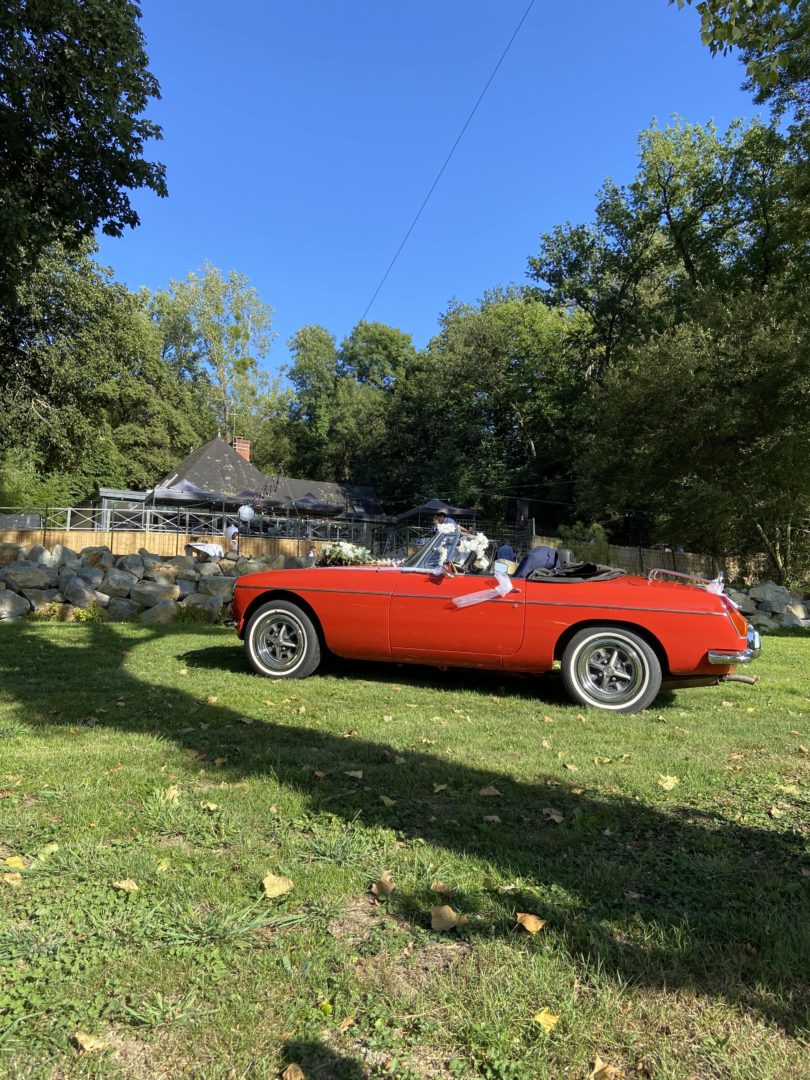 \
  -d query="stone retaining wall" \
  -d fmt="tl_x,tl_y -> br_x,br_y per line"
0,542 -> 310,624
